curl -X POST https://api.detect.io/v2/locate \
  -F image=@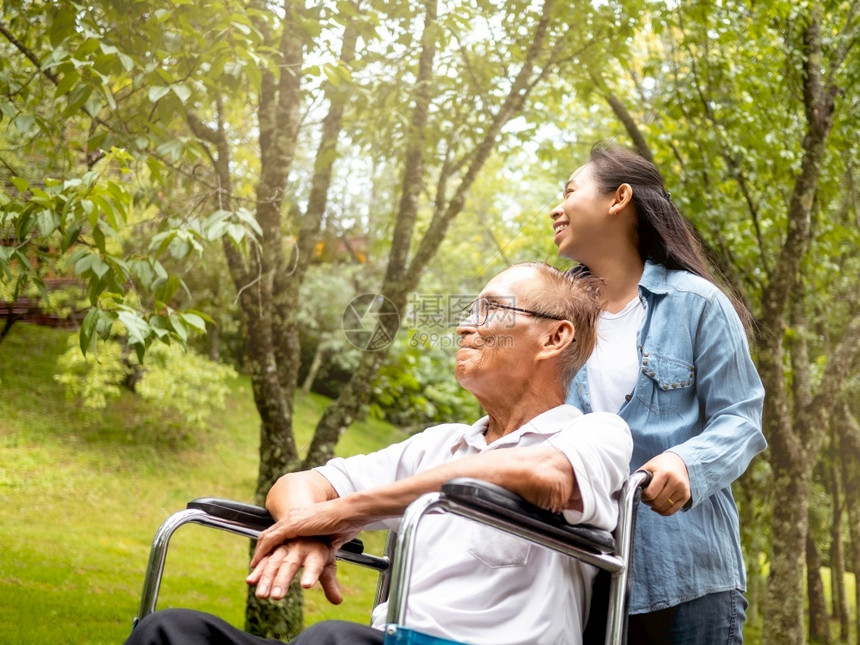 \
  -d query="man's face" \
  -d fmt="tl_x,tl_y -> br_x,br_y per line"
454,266 -> 552,400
